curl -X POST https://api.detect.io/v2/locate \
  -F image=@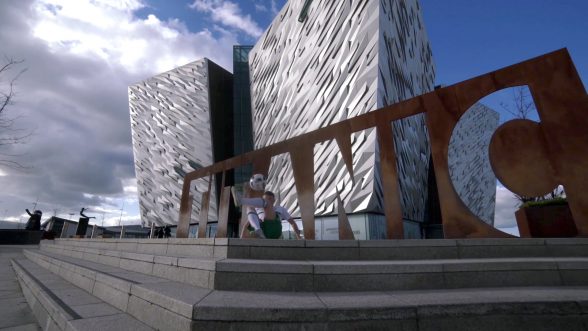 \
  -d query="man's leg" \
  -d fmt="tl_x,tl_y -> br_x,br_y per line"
232,186 -> 267,239
231,187 -> 266,208
247,207 -> 266,239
